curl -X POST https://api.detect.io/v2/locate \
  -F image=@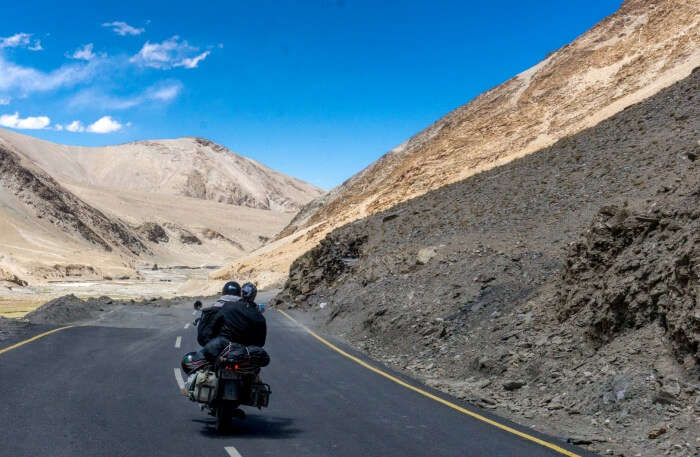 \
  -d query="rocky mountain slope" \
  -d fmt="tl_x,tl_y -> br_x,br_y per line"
274,68 -> 700,456
216,0 -> 700,287
0,142 -> 148,283
0,130 -> 324,212
0,130 -> 321,287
